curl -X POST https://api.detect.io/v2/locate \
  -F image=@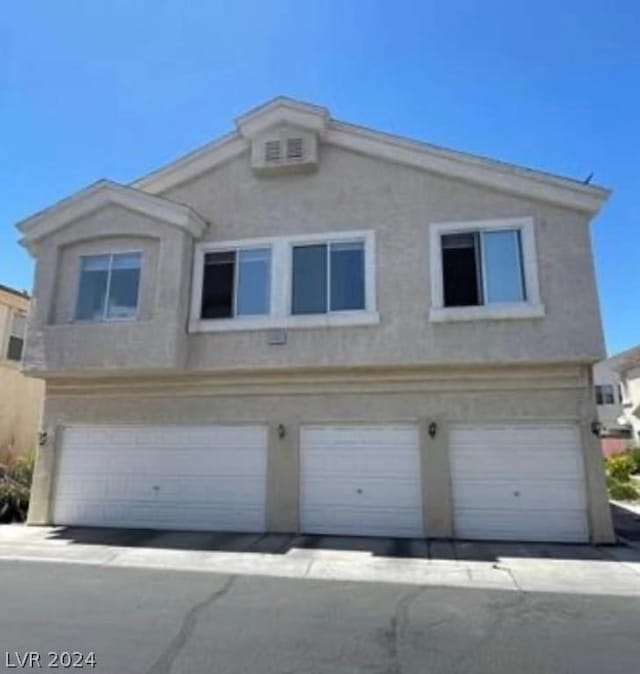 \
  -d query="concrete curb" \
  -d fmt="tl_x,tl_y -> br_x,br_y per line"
1,534 -> 640,597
